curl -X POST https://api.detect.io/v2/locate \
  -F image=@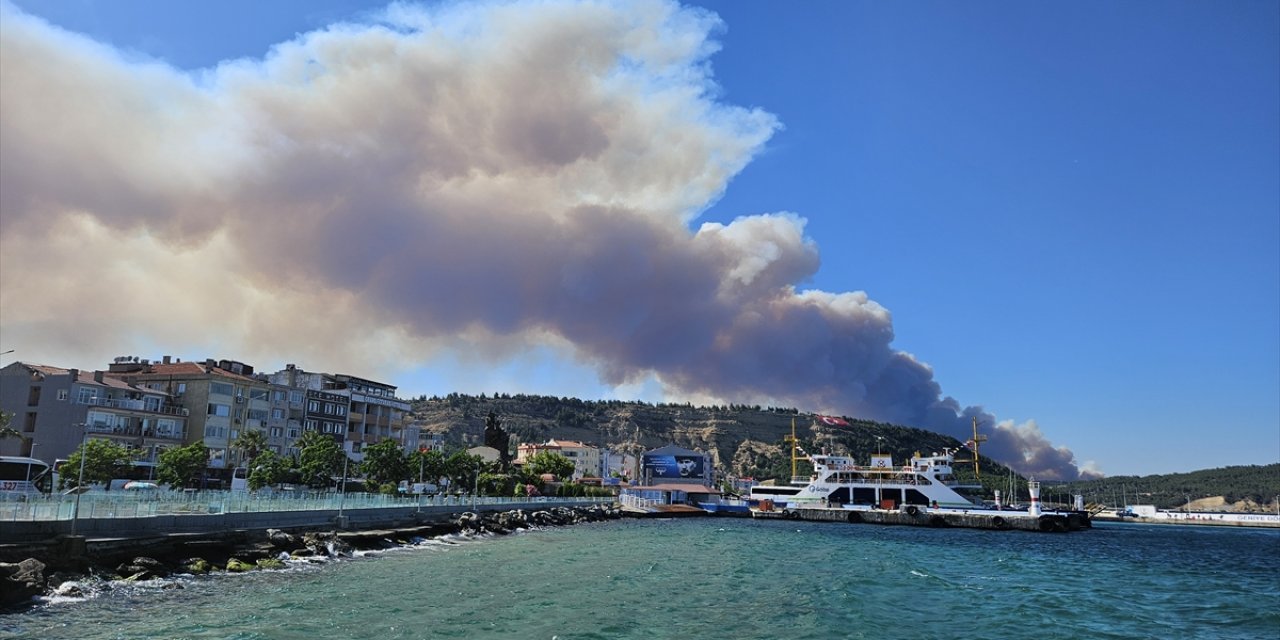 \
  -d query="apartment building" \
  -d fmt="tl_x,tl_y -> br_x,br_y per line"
108,356 -> 271,470
516,439 -> 601,480
267,365 -> 411,459
0,361 -> 189,465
